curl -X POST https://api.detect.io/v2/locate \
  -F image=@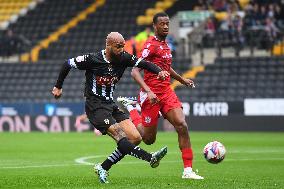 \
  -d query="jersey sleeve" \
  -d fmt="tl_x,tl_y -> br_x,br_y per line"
122,51 -> 162,74
123,51 -> 143,67
67,54 -> 94,70
54,54 -> 95,89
